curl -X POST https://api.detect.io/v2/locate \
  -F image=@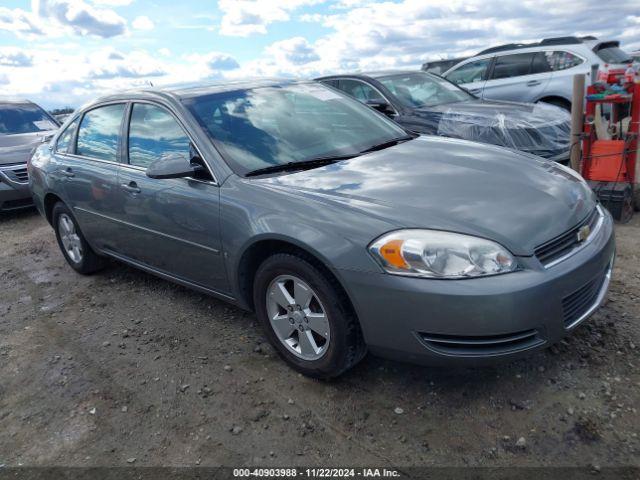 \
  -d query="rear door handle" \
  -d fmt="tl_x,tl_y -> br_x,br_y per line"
61,167 -> 75,178
121,182 -> 141,194
527,80 -> 541,87
469,88 -> 482,94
